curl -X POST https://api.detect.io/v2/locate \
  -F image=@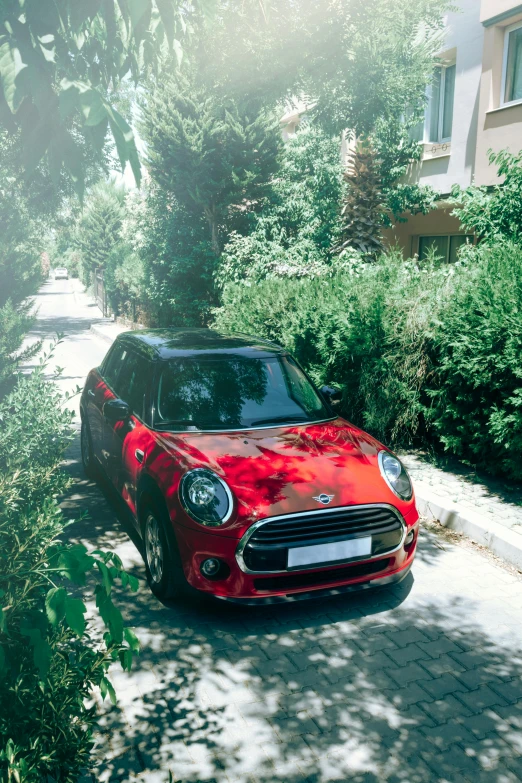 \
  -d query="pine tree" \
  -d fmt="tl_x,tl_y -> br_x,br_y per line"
142,70 -> 282,256
76,181 -> 126,285
335,141 -> 386,260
